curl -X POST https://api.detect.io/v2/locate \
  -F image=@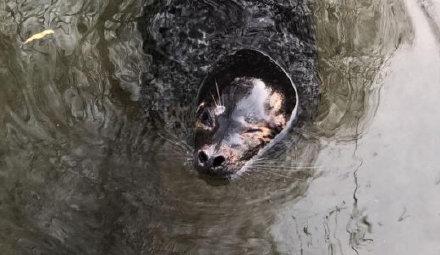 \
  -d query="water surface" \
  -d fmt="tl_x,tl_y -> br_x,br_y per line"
0,0 -> 439,254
